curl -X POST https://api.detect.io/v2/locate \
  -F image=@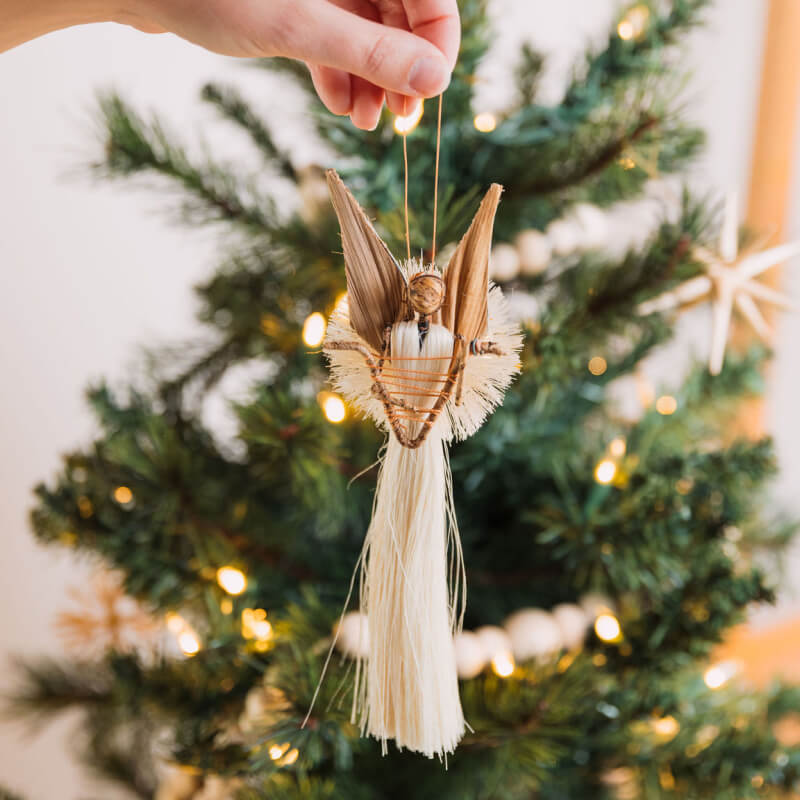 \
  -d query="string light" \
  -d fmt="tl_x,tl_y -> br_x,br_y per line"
302,312 -> 326,347
177,630 -> 201,656
473,112 -> 497,133
704,661 -> 738,690
269,743 -> 290,761
278,748 -> 299,766
220,598 -> 233,615
595,613 -> 622,643
608,437 -> 626,458
617,4 -> 650,40
595,459 -> 617,485
393,101 -> 424,134
319,392 -> 346,423
216,566 -> 247,596
617,19 -> 635,39
656,395 -> 677,415
652,715 -> 680,740
618,155 -> 636,170
113,486 -> 133,505
242,608 -> 273,649
491,651 -> 515,677
588,356 -> 607,376
166,613 -> 201,656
